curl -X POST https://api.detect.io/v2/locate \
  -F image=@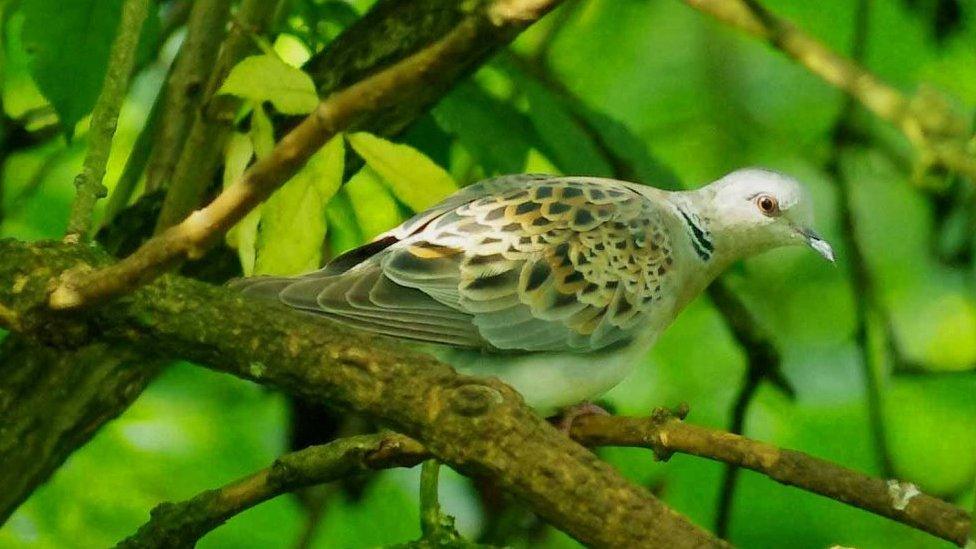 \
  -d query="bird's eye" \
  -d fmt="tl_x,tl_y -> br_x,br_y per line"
755,194 -> 780,216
